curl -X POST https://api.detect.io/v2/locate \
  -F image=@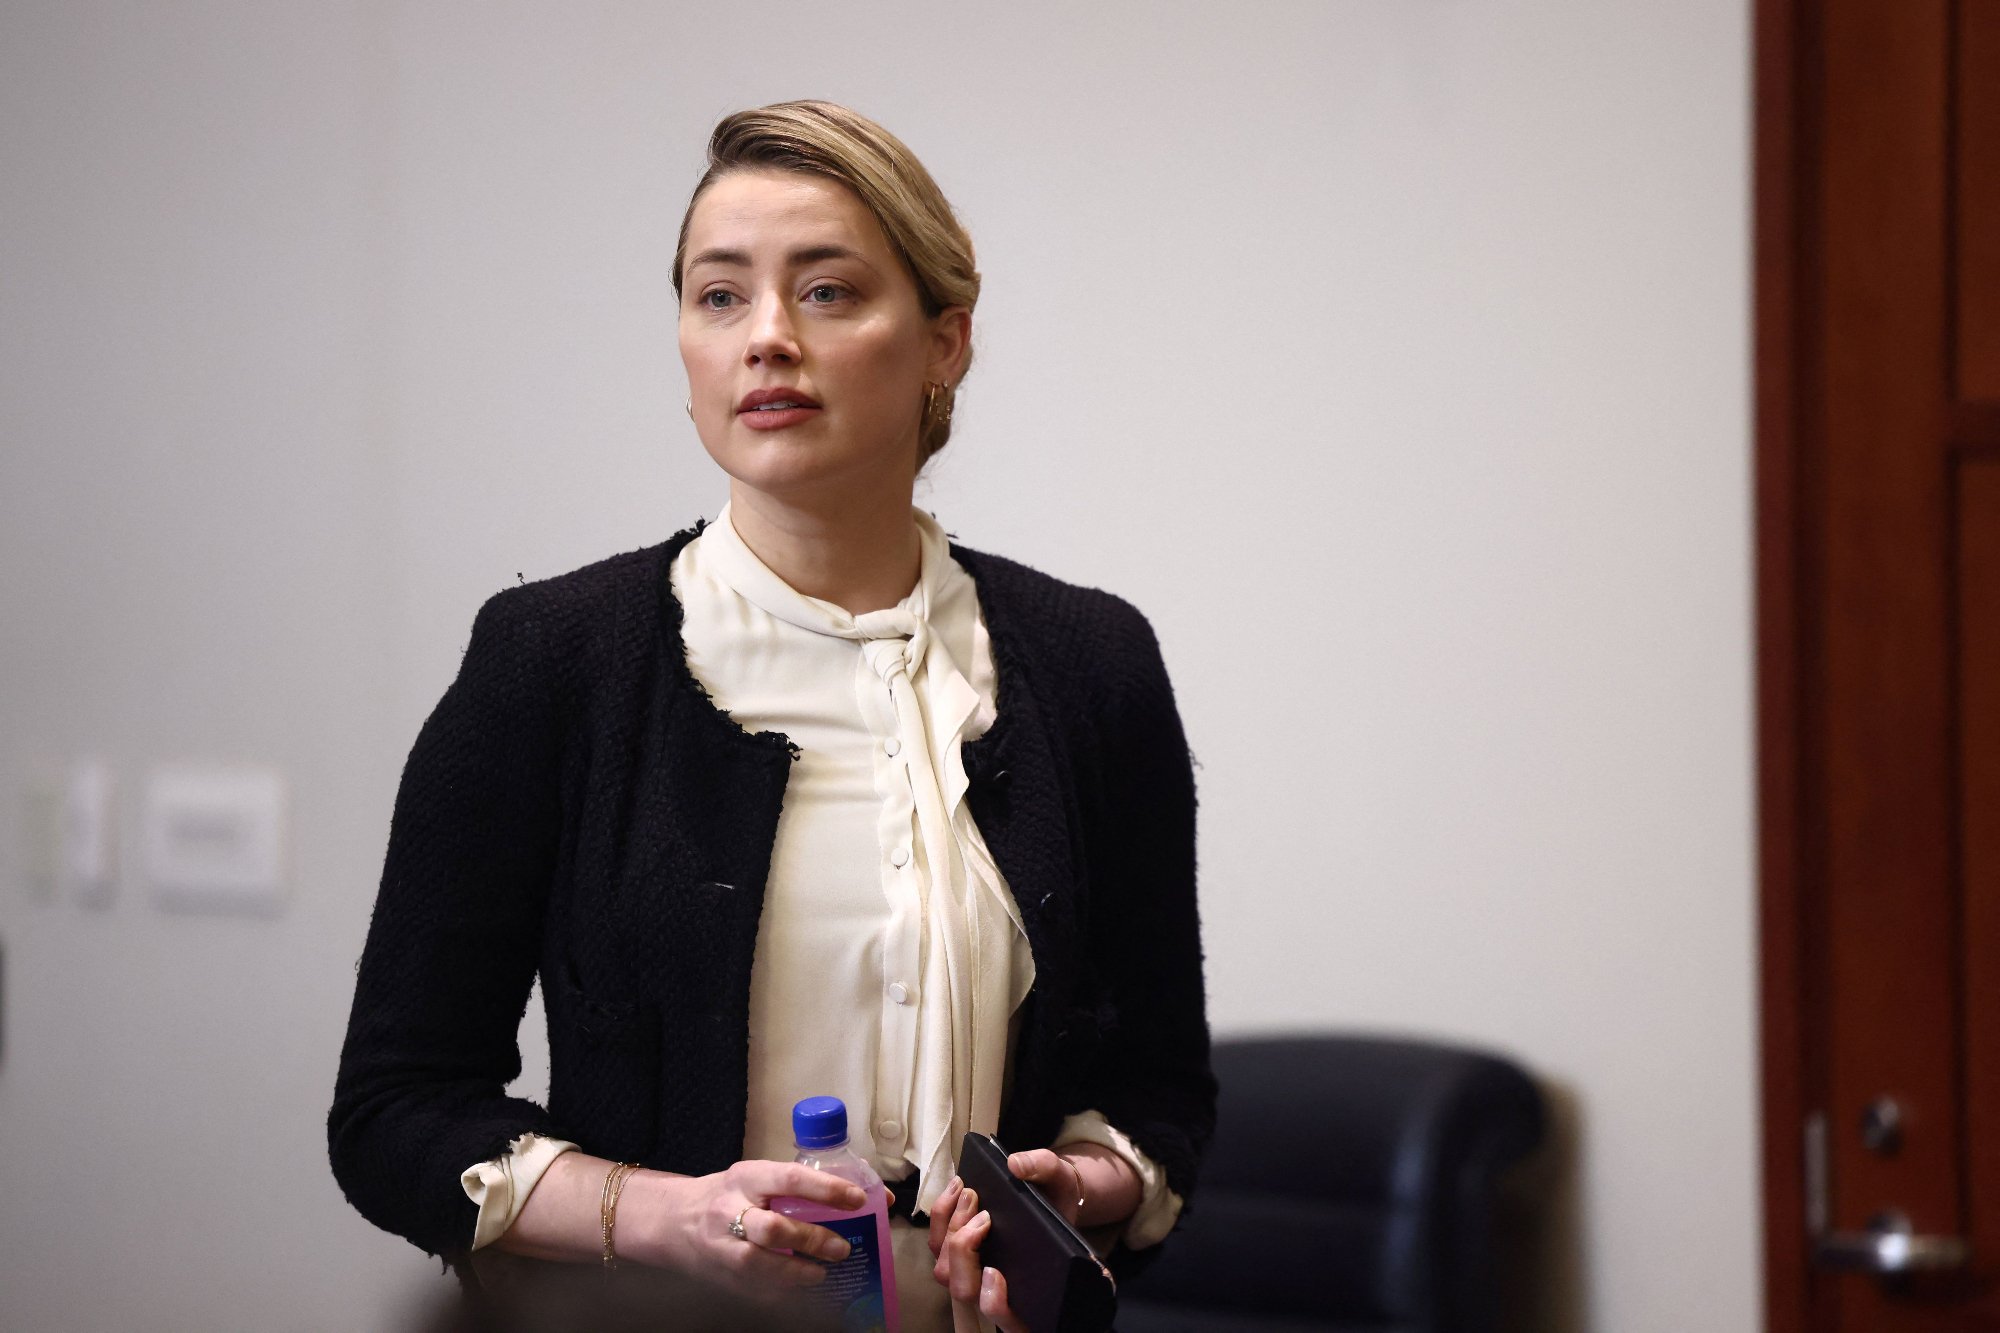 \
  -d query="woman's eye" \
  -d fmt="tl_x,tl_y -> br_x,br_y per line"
805,284 -> 844,305
700,290 -> 737,310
